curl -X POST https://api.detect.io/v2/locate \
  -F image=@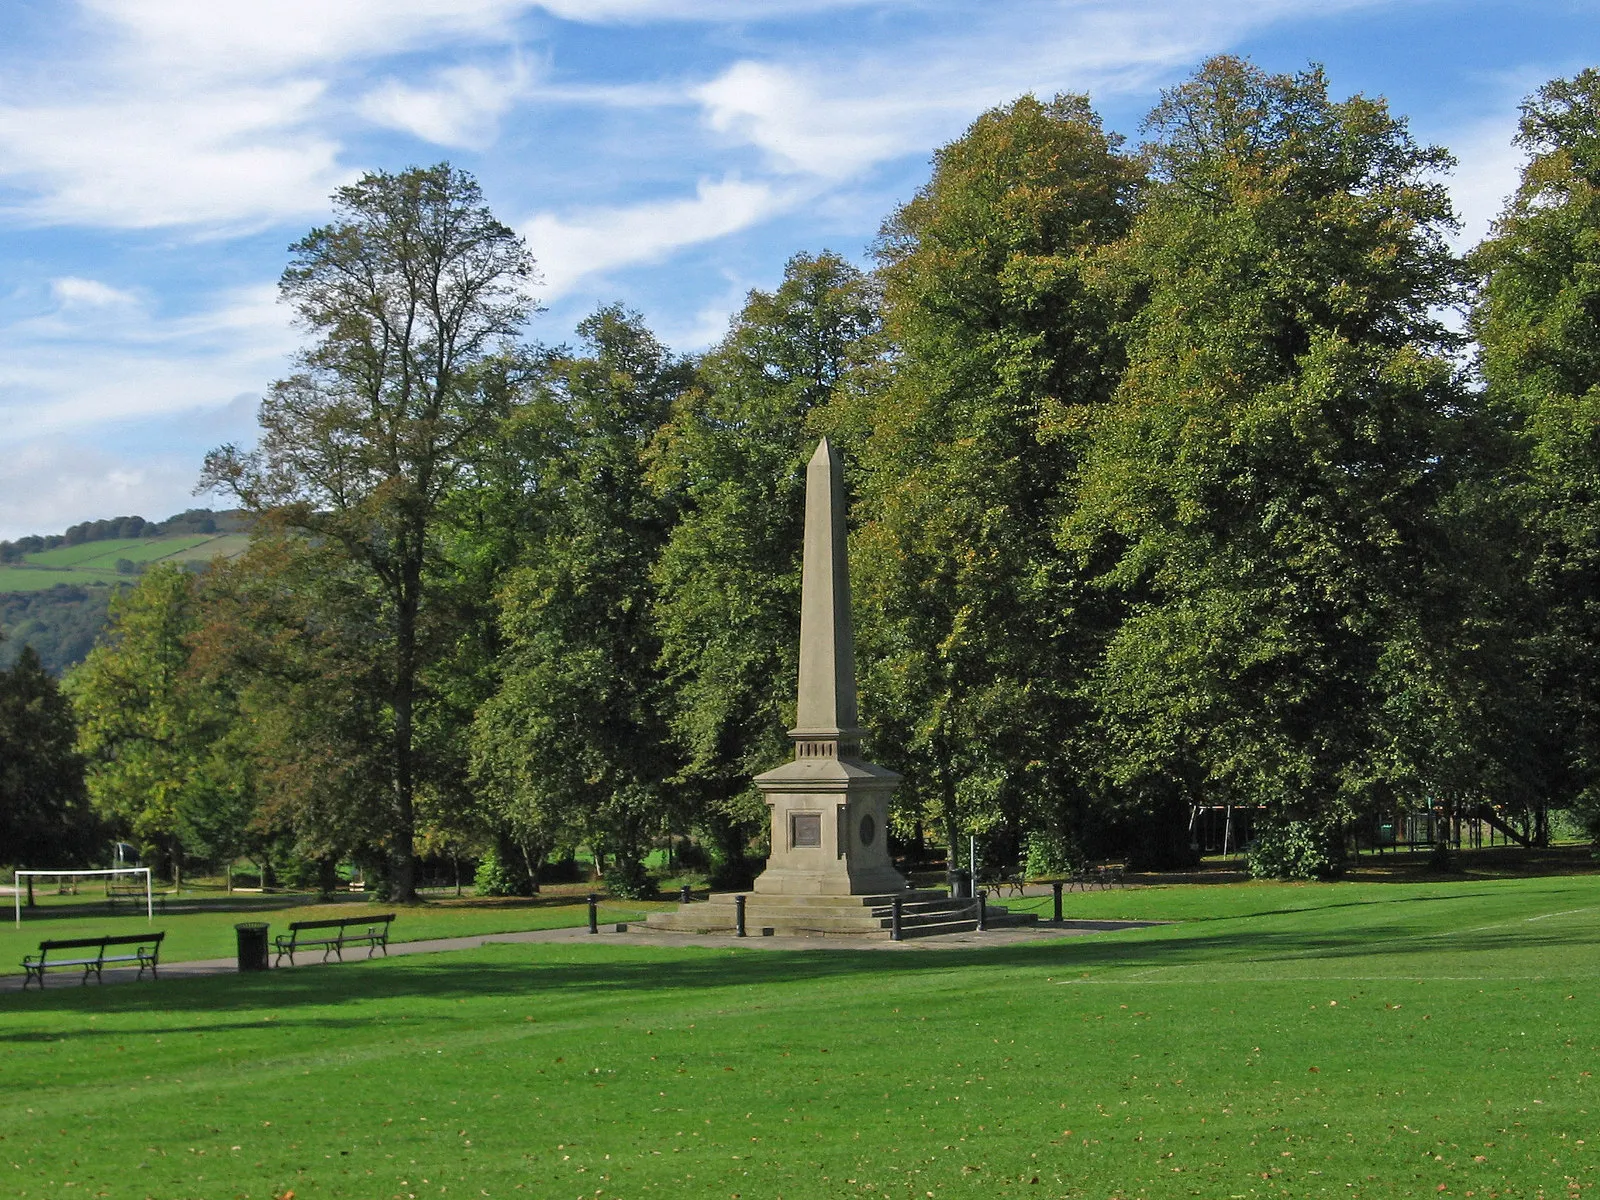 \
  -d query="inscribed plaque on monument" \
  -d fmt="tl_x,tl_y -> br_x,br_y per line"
791,813 -> 822,847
